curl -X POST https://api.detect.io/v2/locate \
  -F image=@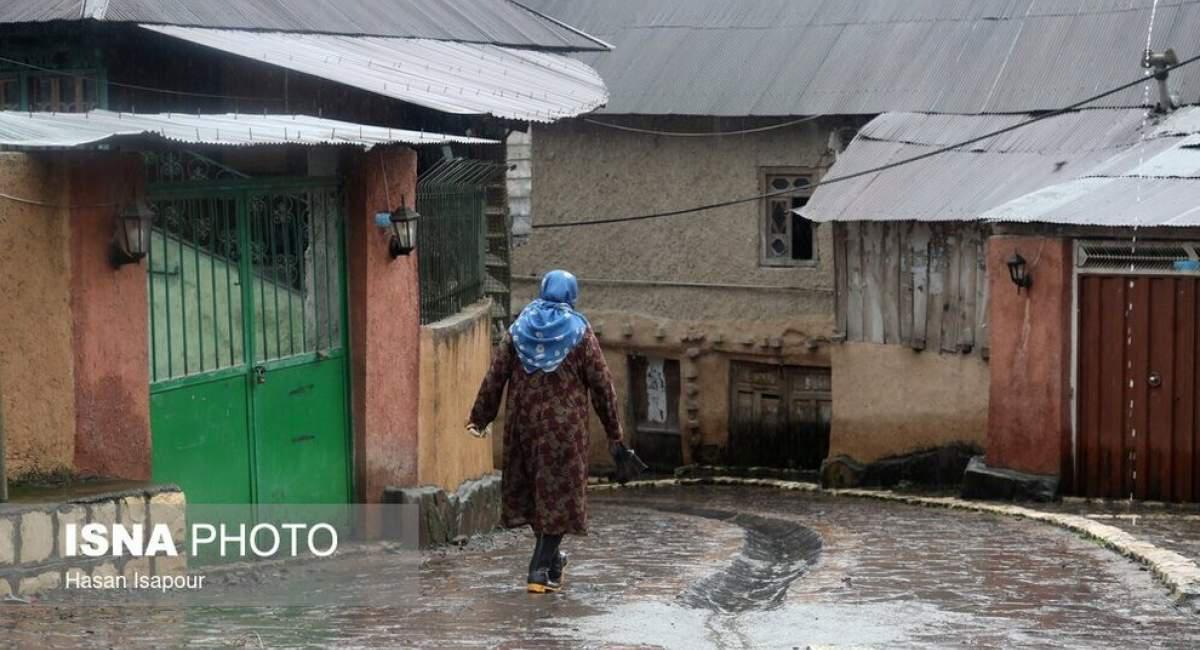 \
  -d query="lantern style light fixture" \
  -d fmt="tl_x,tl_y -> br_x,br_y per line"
375,194 -> 419,258
1006,252 -> 1032,292
111,198 -> 154,267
